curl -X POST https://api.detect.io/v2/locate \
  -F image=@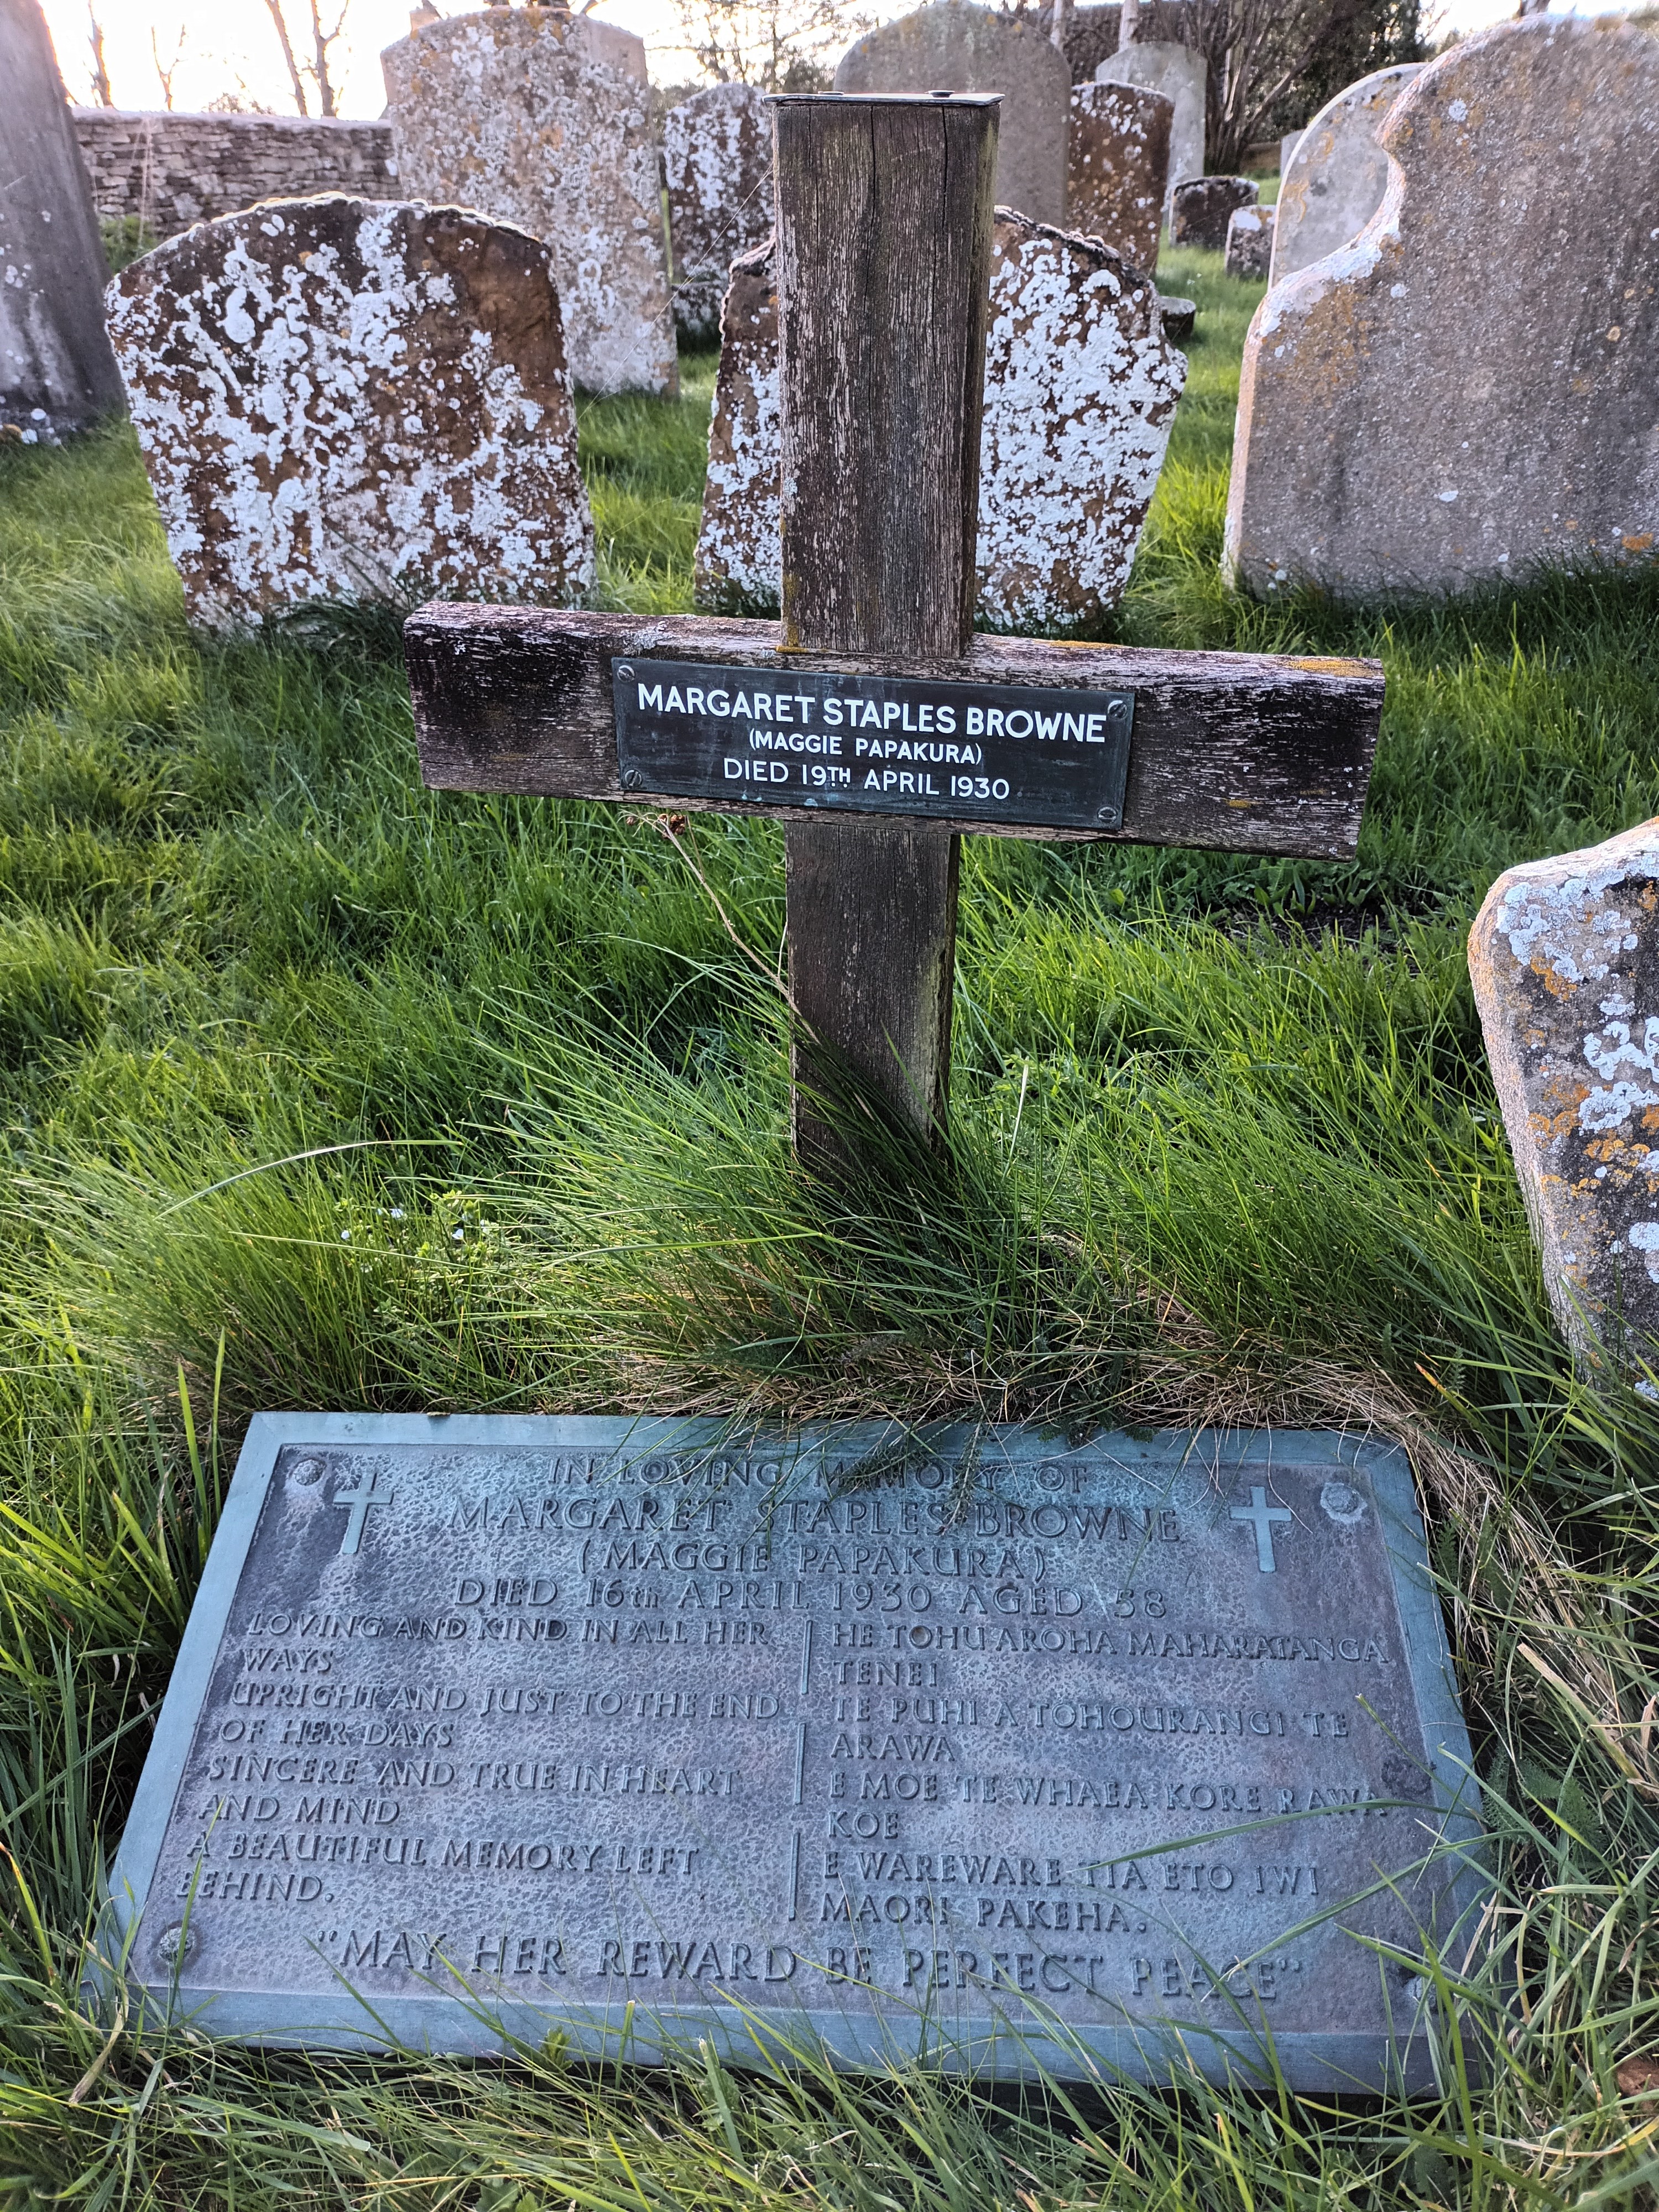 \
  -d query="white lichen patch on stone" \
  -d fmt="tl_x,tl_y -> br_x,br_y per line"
380,9 -> 675,397
1227,16 -> 1659,600
107,195 -> 593,629
695,217 -> 1185,630
1470,816 -> 1659,1358
977,213 -> 1185,628
662,84 -> 773,284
